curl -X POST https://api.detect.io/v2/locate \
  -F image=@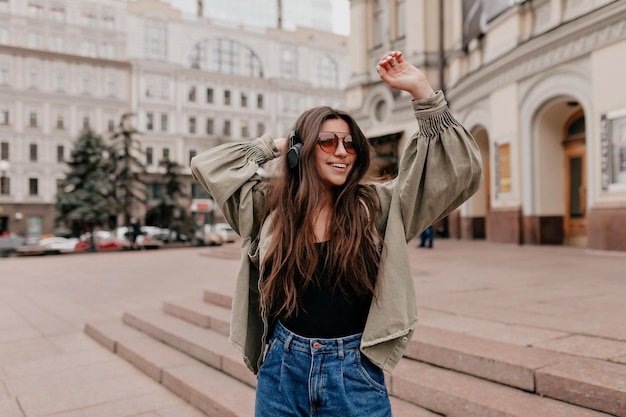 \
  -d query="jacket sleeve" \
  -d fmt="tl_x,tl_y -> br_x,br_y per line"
190,135 -> 280,239
372,91 -> 482,241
